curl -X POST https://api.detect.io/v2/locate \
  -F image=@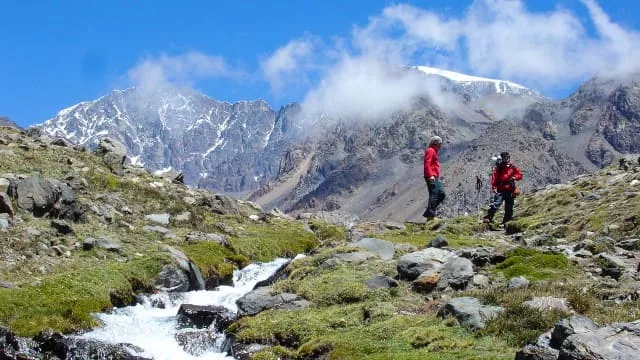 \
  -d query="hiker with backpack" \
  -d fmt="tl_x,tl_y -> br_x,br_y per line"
423,135 -> 445,220
483,151 -> 522,227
